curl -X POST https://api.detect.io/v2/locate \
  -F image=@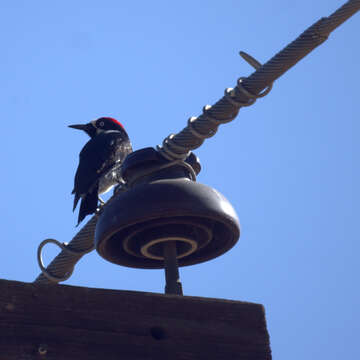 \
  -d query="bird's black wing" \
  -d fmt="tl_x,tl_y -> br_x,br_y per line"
72,131 -> 131,218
